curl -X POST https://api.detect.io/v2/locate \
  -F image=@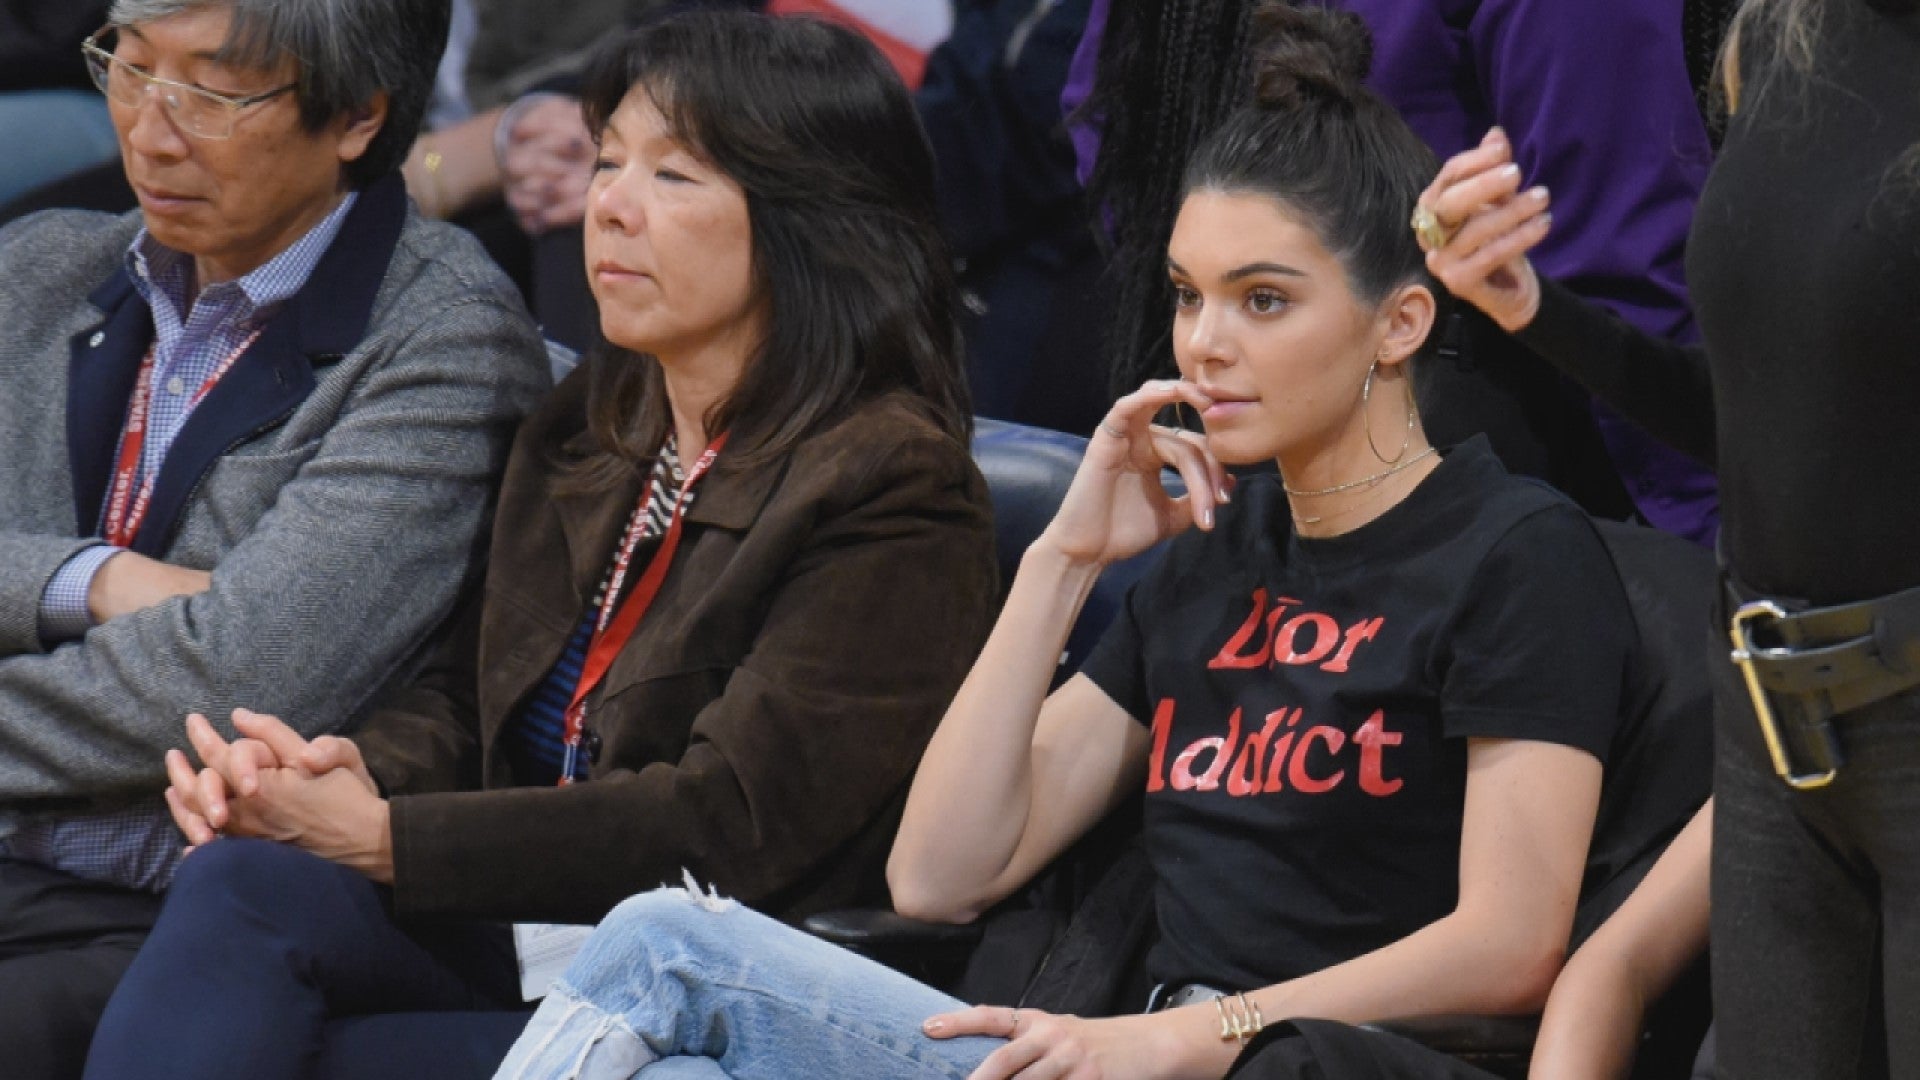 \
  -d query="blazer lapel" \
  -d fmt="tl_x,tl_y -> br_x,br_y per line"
549,444 -> 790,604
67,270 -> 153,535
552,475 -> 645,611
131,320 -> 315,557
684,454 -> 787,532
131,176 -> 410,556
